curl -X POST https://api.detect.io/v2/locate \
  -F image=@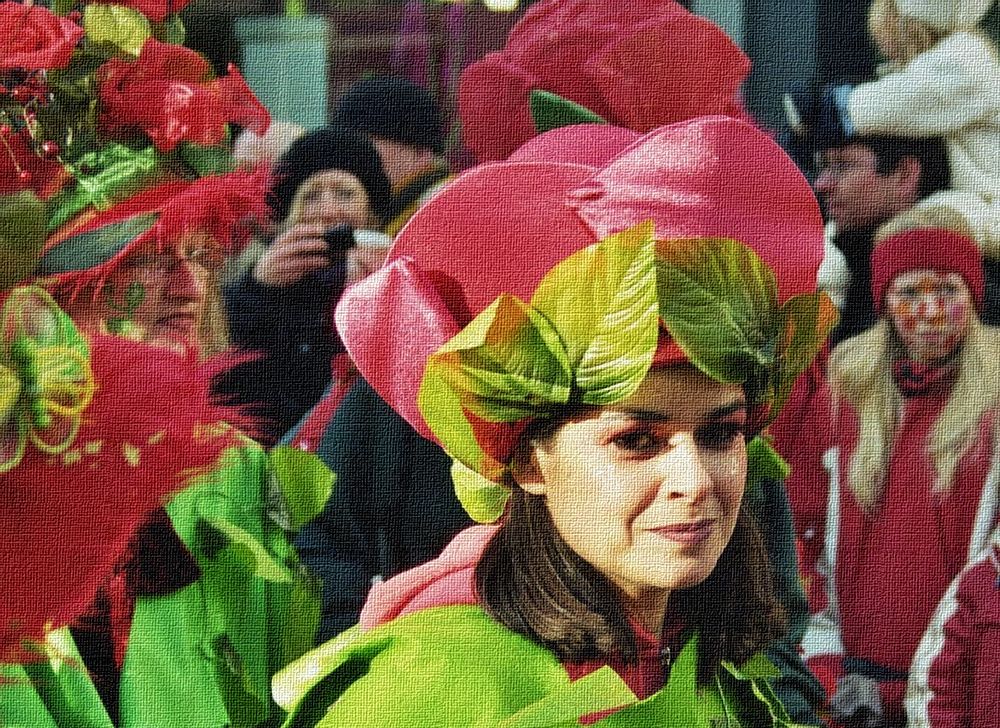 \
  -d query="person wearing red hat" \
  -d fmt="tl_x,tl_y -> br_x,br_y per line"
37,169 -> 271,361
272,116 -> 835,726
804,227 -> 1000,727
2,171 -> 327,727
